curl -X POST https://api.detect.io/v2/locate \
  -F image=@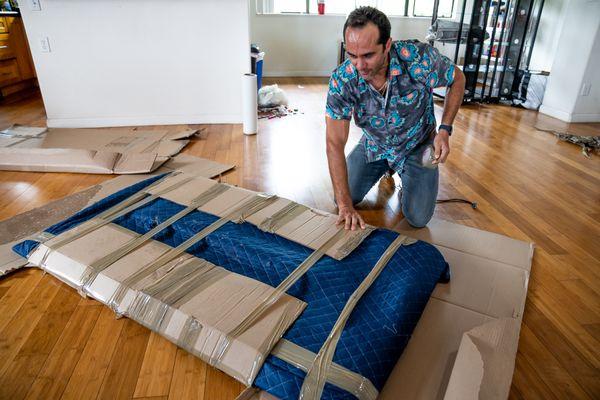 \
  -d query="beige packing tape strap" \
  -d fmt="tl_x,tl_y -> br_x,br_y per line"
77,184 -> 231,292
108,194 -> 278,312
258,203 -> 309,233
206,228 -> 347,367
44,171 -> 183,251
334,227 -> 376,260
298,234 -> 413,400
128,259 -> 229,331
271,339 -> 379,400
36,172 -> 180,269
